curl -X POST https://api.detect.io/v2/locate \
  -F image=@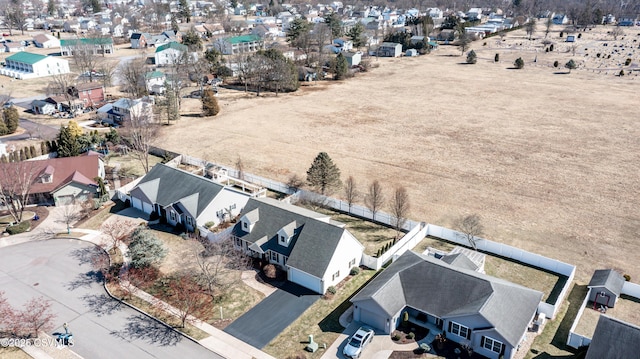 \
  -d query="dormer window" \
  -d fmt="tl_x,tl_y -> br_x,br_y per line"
41,174 -> 52,183
277,221 -> 296,247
